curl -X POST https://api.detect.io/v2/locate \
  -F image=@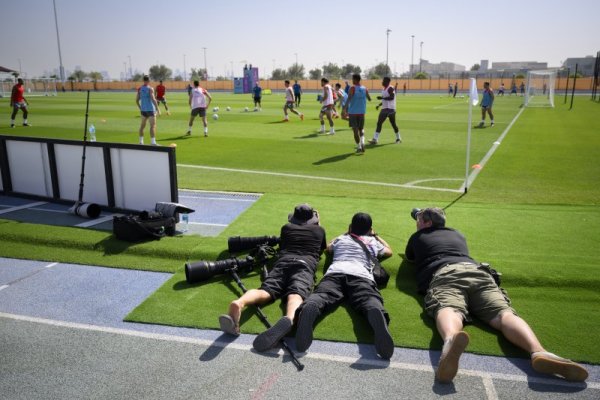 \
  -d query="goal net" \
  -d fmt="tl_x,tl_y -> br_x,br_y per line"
524,69 -> 556,107
0,77 -> 58,98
